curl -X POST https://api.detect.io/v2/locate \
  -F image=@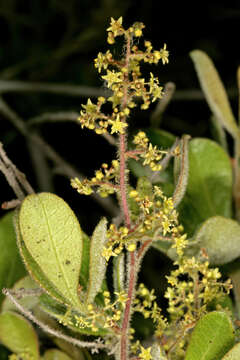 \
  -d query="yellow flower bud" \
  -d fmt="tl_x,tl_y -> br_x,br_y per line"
127,243 -> 136,252
96,171 -> 104,180
129,190 -> 138,198
135,29 -> 142,37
